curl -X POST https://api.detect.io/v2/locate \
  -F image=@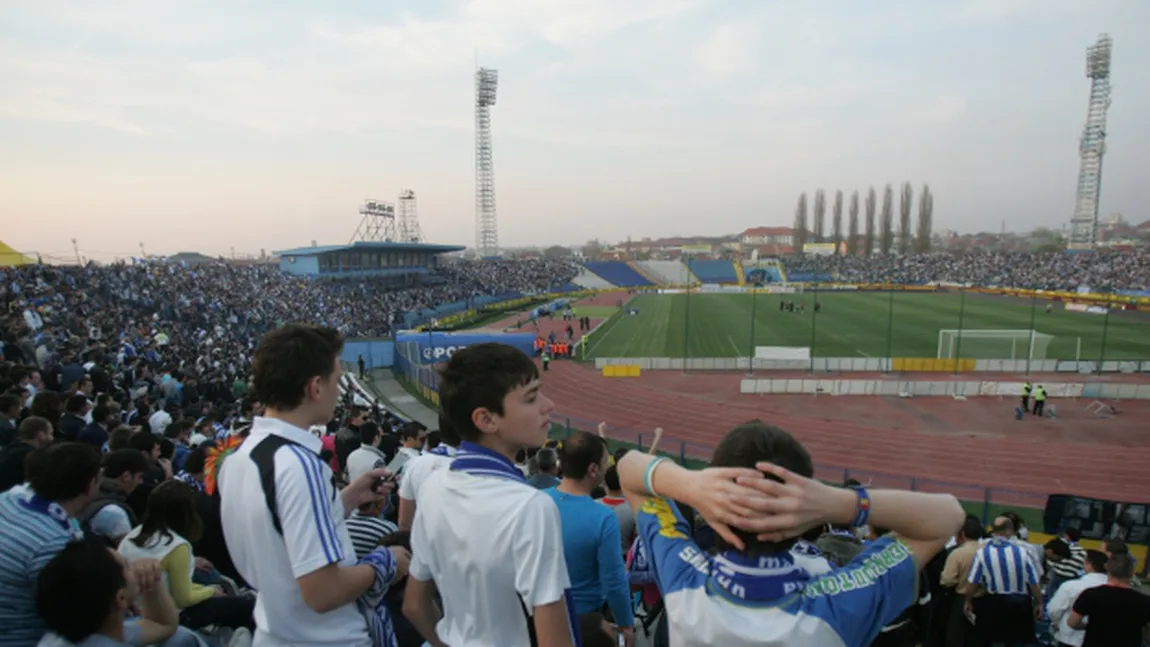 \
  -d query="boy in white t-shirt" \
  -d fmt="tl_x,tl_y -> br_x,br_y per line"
402,343 -> 579,647
397,412 -> 459,532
